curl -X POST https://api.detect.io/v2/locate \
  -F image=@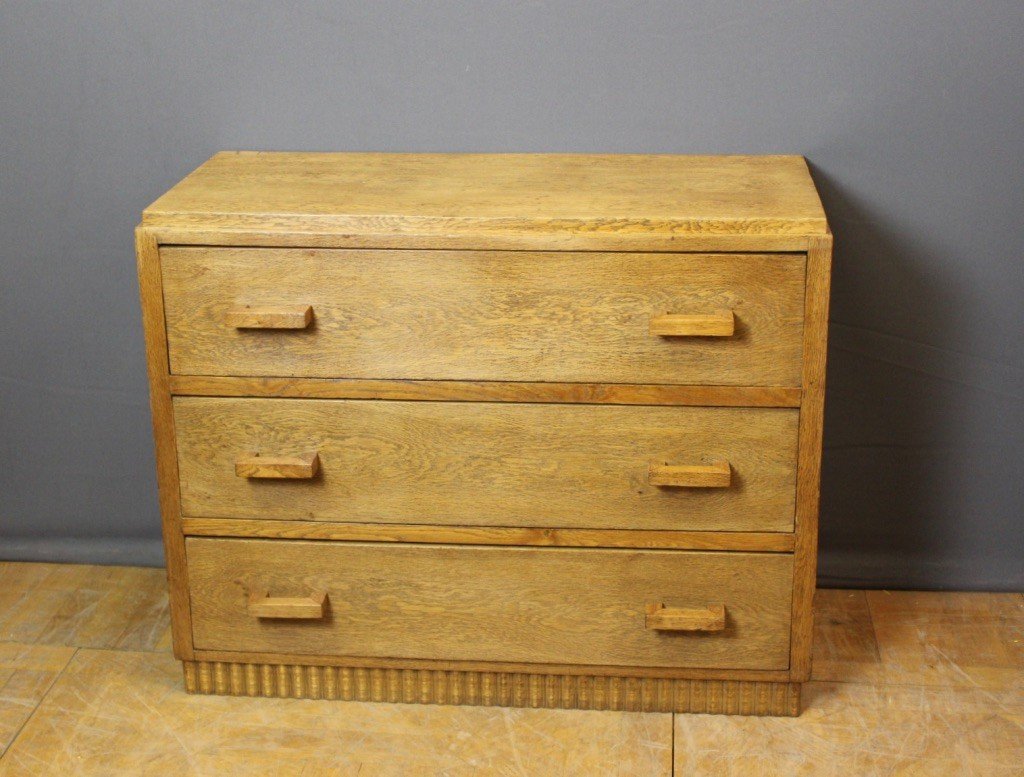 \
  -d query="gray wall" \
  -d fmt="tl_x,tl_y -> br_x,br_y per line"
2,2 -> 1022,589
